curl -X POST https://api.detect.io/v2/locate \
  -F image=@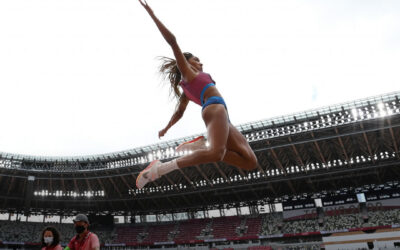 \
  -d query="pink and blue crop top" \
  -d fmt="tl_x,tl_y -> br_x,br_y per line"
179,72 -> 215,106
